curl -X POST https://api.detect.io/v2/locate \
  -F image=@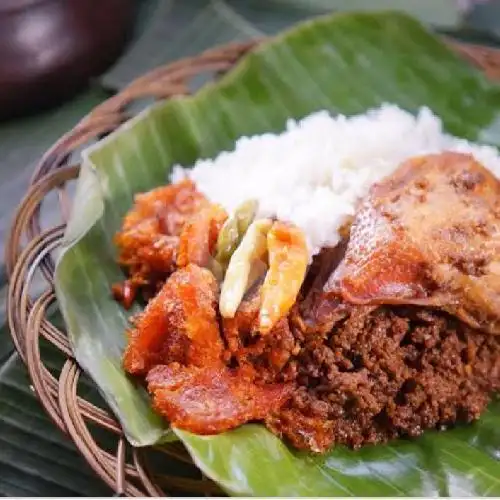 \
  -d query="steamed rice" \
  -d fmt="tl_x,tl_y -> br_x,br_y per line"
171,104 -> 500,257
